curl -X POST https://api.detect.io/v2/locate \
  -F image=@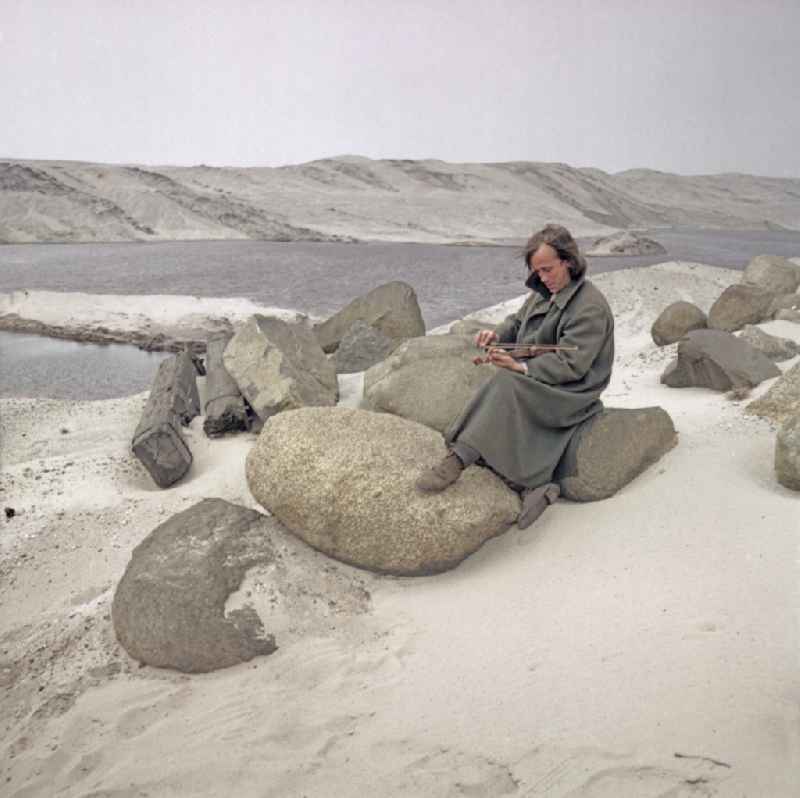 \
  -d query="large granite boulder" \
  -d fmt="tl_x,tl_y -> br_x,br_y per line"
742,255 -> 800,295
246,407 -> 520,576
334,320 -> 398,374
661,329 -> 780,391
745,361 -> 800,423
707,284 -> 775,332
315,281 -> 426,353
223,315 -> 338,422
738,325 -> 798,361
555,407 -> 677,501
112,500 -> 277,672
775,416 -> 800,491
651,301 -> 707,346
363,335 -> 495,433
